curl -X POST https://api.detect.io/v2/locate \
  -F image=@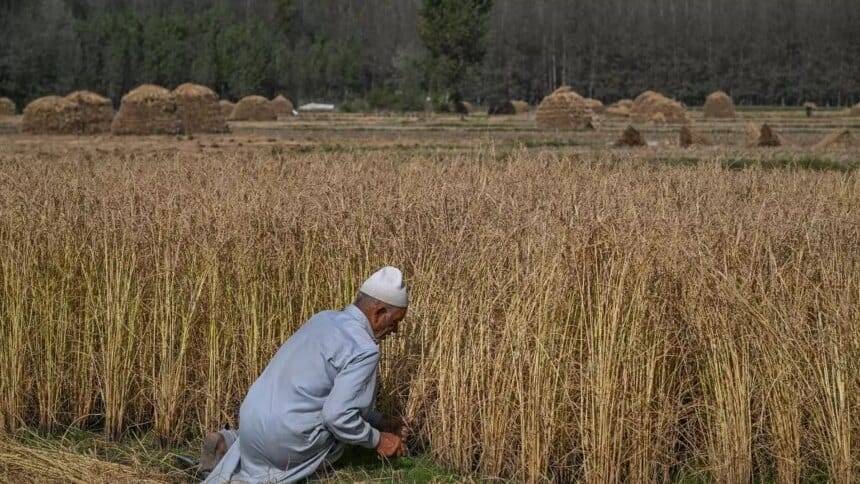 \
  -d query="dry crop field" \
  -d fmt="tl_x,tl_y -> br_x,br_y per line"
0,110 -> 858,482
